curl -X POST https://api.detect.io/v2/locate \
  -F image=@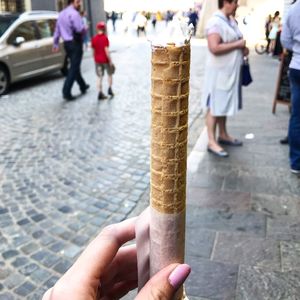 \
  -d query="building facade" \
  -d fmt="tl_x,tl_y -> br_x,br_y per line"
0,0 -> 105,36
